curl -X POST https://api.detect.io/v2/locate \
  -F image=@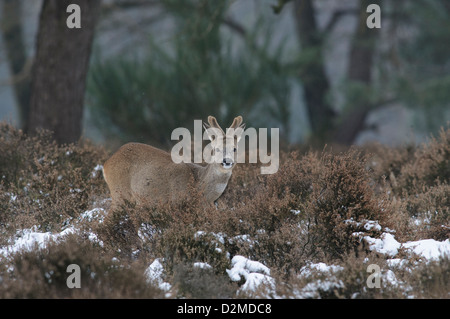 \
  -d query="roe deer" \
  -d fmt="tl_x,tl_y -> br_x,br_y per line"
103,116 -> 245,207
